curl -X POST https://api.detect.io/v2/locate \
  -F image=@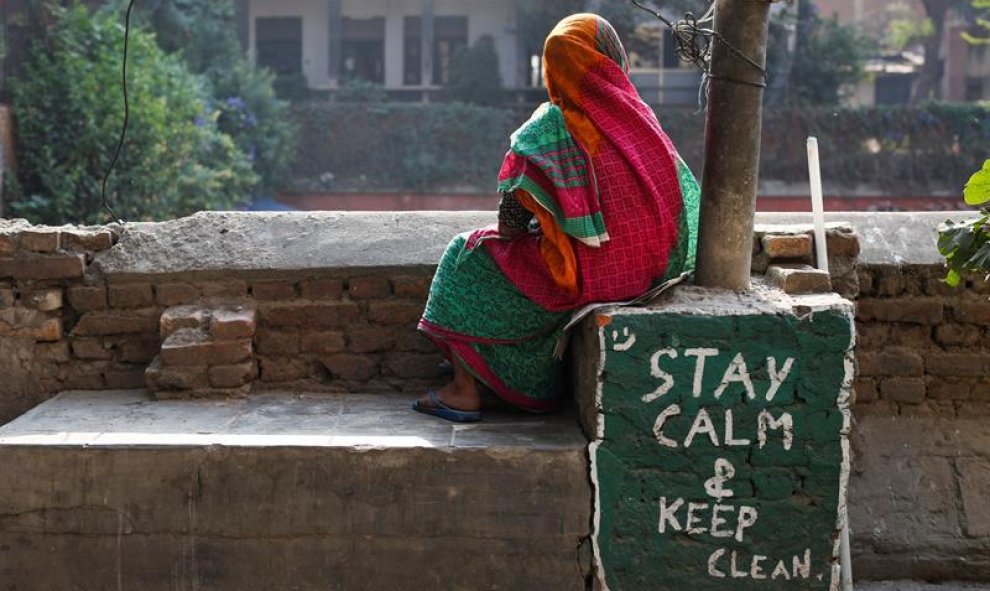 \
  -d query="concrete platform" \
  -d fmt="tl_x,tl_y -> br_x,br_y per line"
0,391 -> 592,590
